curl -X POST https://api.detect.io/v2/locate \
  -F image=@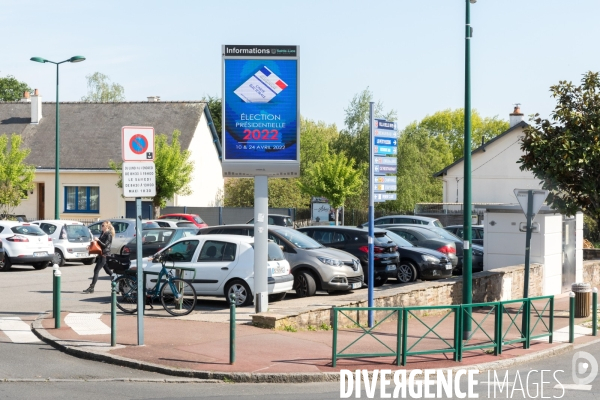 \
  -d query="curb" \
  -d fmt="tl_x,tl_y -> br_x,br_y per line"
30,312 -> 587,383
